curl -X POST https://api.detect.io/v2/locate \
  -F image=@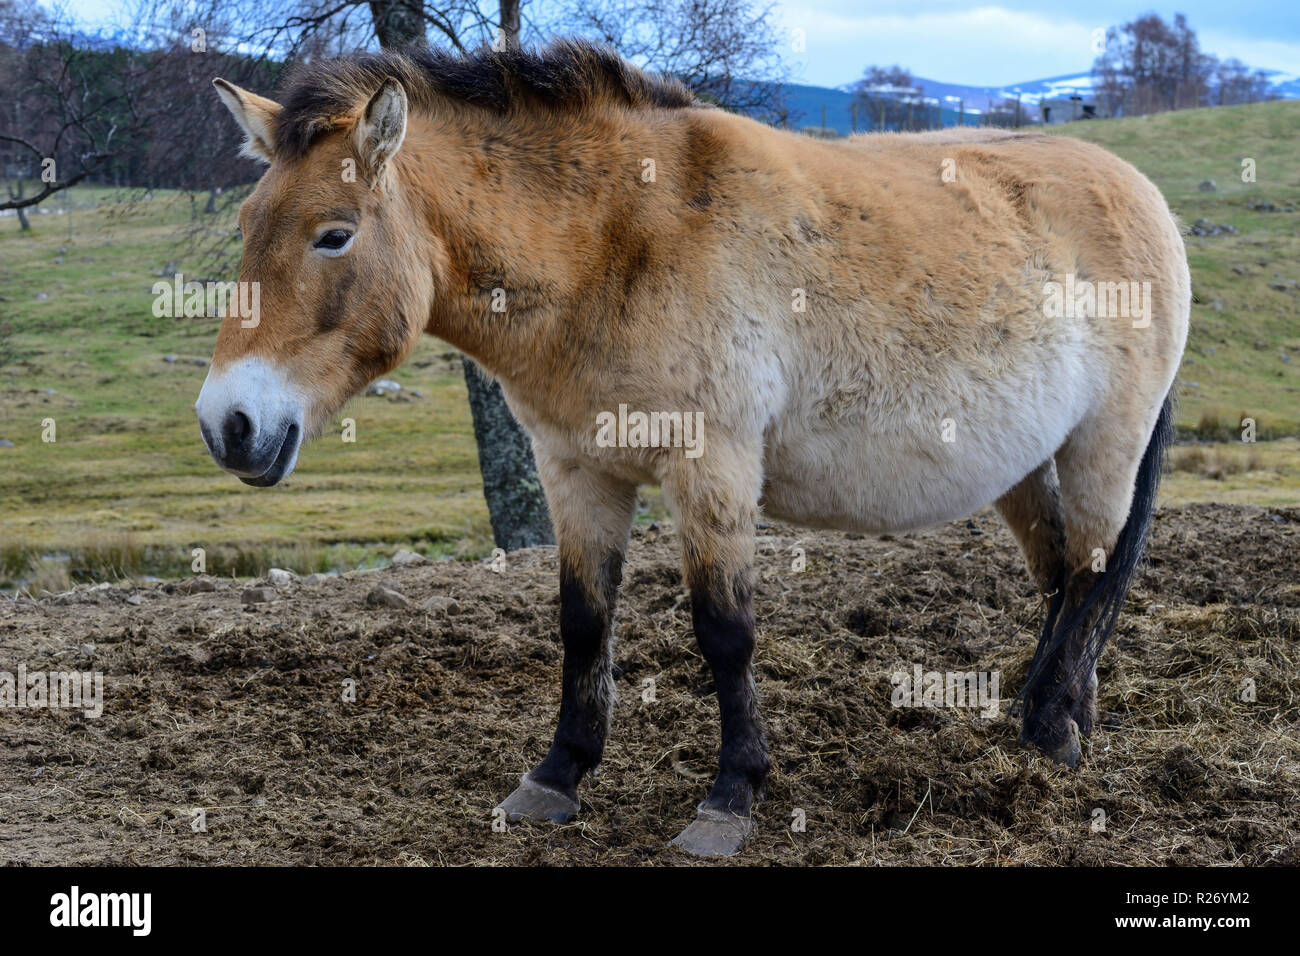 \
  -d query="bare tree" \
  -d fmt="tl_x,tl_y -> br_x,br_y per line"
124,2 -> 280,272
0,4 -> 154,222
558,0 -> 789,120
499,0 -> 520,43
851,65 -> 928,131
981,98 -> 1024,128
220,0 -> 495,57
1214,58 -> 1272,106
1092,13 -> 1217,117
